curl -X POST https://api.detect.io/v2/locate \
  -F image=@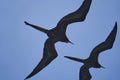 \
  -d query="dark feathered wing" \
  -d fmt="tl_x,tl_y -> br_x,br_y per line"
24,39 -> 58,80
64,56 -> 84,63
88,22 -> 117,60
80,65 -> 91,80
24,21 -> 48,33
55,0 -> 92,31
